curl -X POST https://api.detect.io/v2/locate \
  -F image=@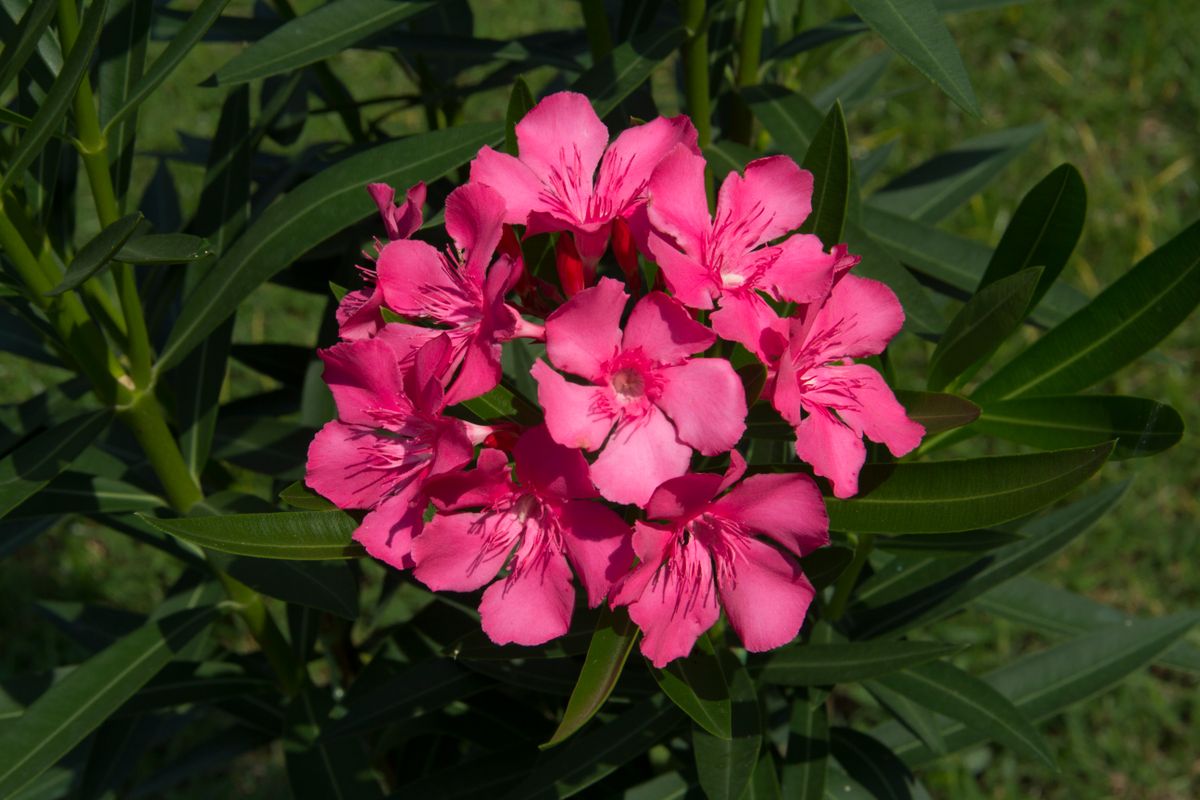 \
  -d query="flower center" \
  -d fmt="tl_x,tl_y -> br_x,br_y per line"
611,368 -> 646,399
720,270 -> 747,289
